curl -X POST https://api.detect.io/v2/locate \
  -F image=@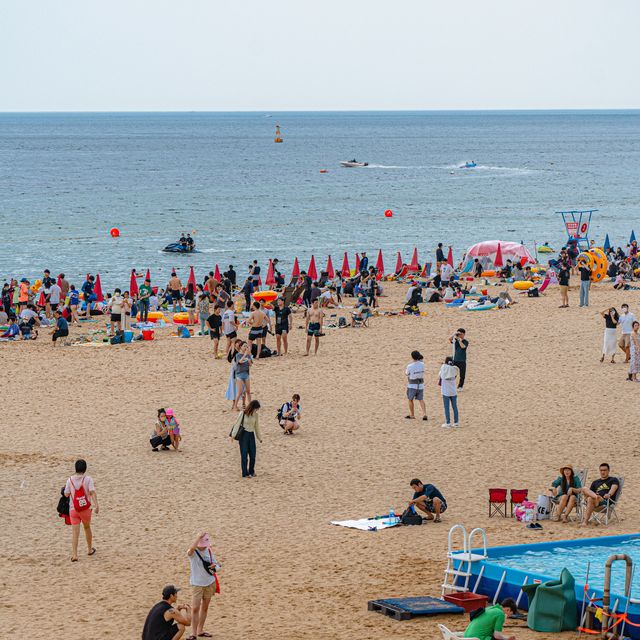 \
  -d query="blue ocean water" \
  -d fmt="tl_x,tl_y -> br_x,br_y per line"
1,110 -> 639,287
